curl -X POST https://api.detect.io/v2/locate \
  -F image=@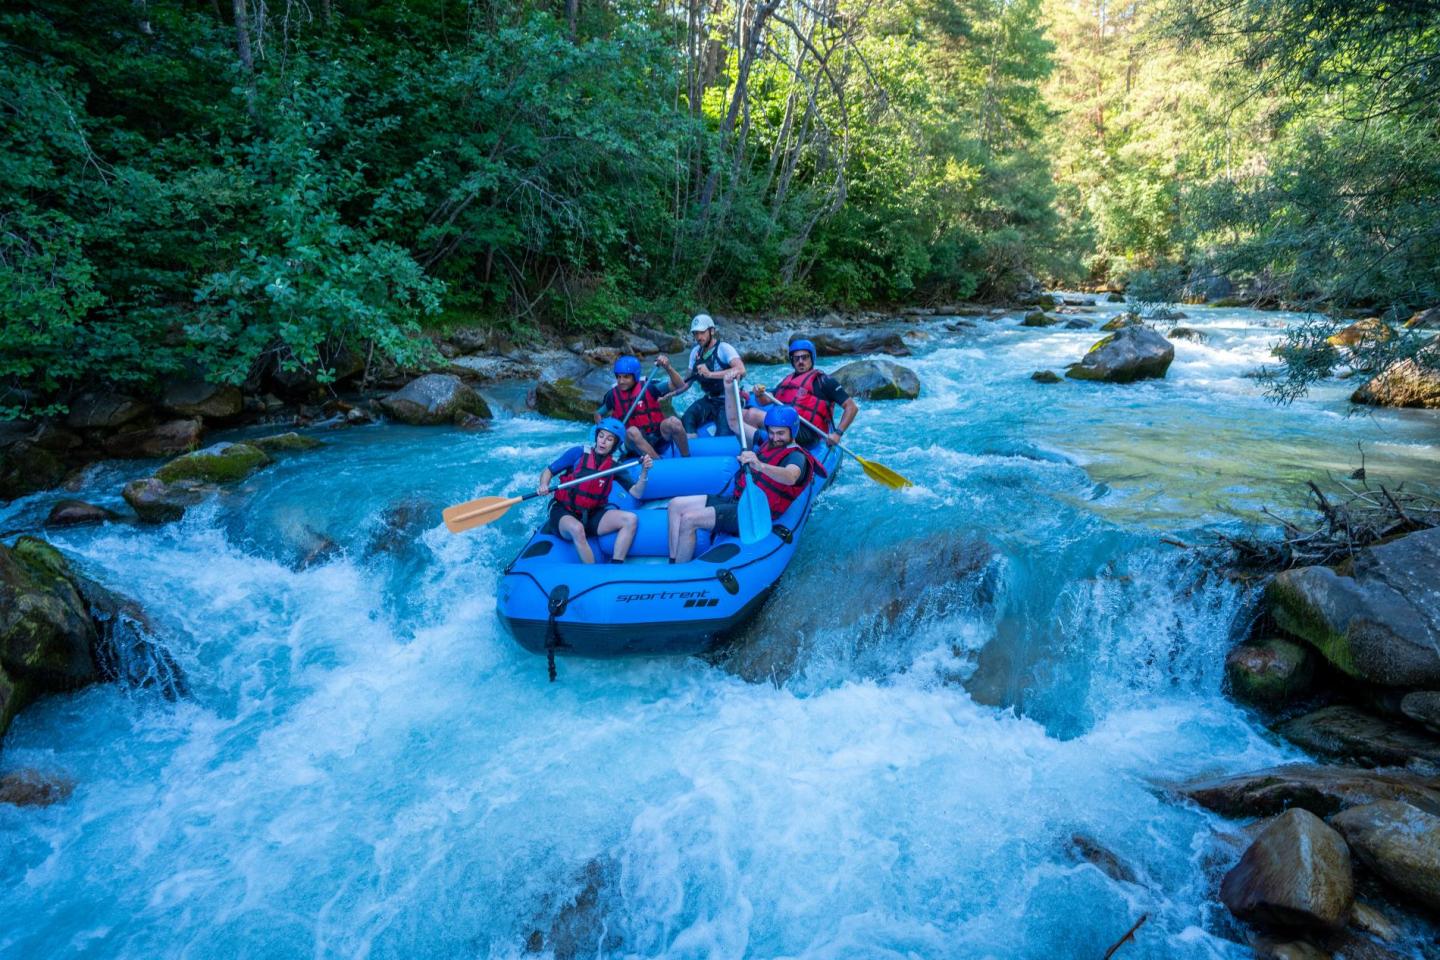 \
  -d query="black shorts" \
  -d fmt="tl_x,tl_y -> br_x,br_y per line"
637,429 -> 670,454
544,501 -> 612,538
704,494 -> 740,536
682,395 -> 732,436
